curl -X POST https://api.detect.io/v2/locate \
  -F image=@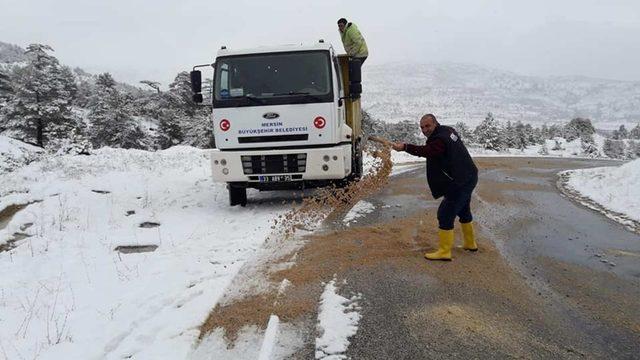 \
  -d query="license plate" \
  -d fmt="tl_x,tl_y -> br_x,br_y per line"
258,175 -> 292,182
